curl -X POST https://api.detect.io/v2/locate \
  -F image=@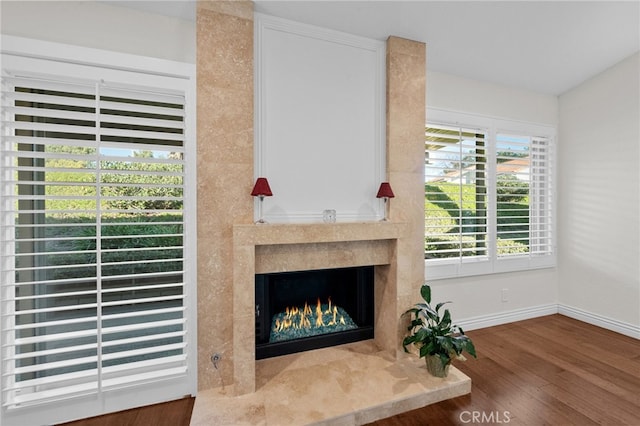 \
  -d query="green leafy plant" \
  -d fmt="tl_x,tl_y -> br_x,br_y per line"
402,284 -> 476,373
